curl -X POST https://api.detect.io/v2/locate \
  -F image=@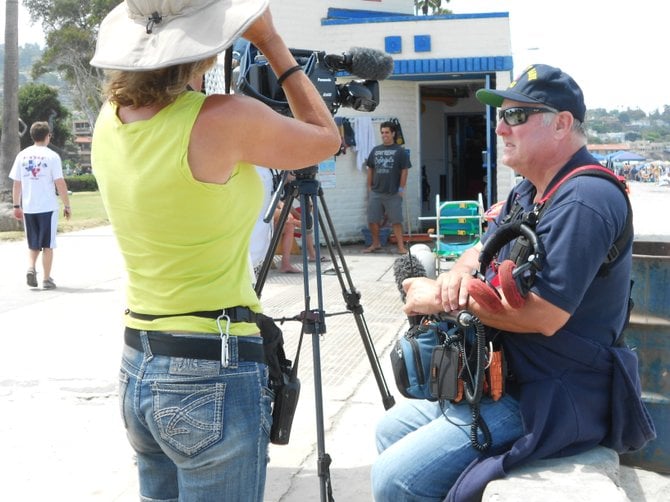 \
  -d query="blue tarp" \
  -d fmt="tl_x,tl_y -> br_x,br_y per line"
608,150 -> 646,162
